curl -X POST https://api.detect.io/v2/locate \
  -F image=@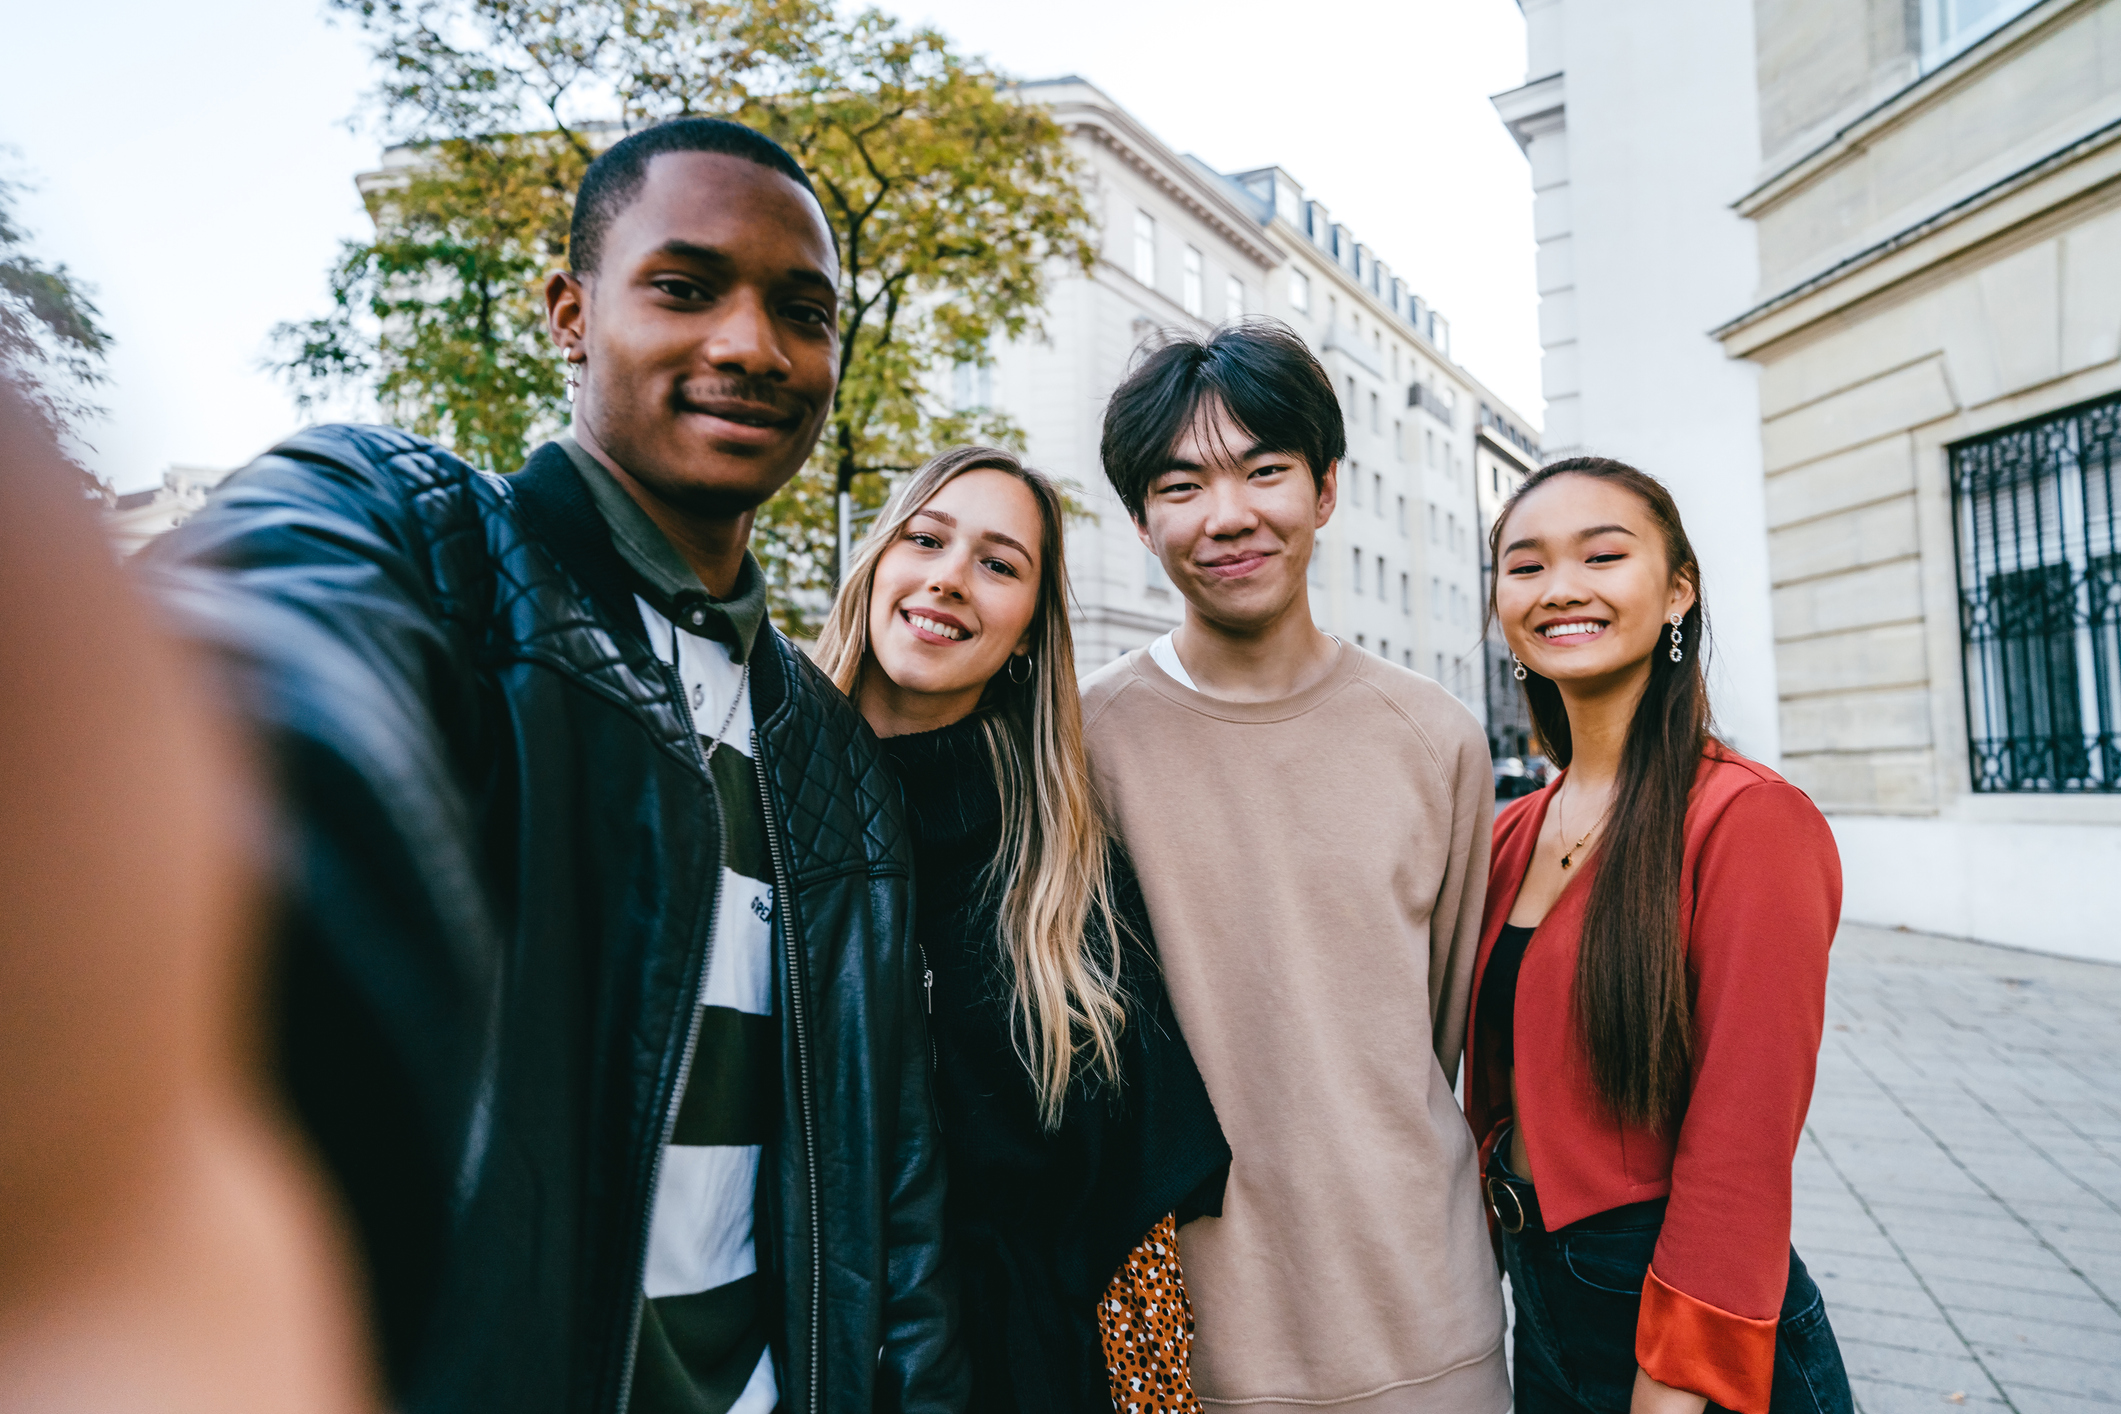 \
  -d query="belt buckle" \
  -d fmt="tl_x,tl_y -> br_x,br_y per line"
1487,1176 -> 1526,1235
